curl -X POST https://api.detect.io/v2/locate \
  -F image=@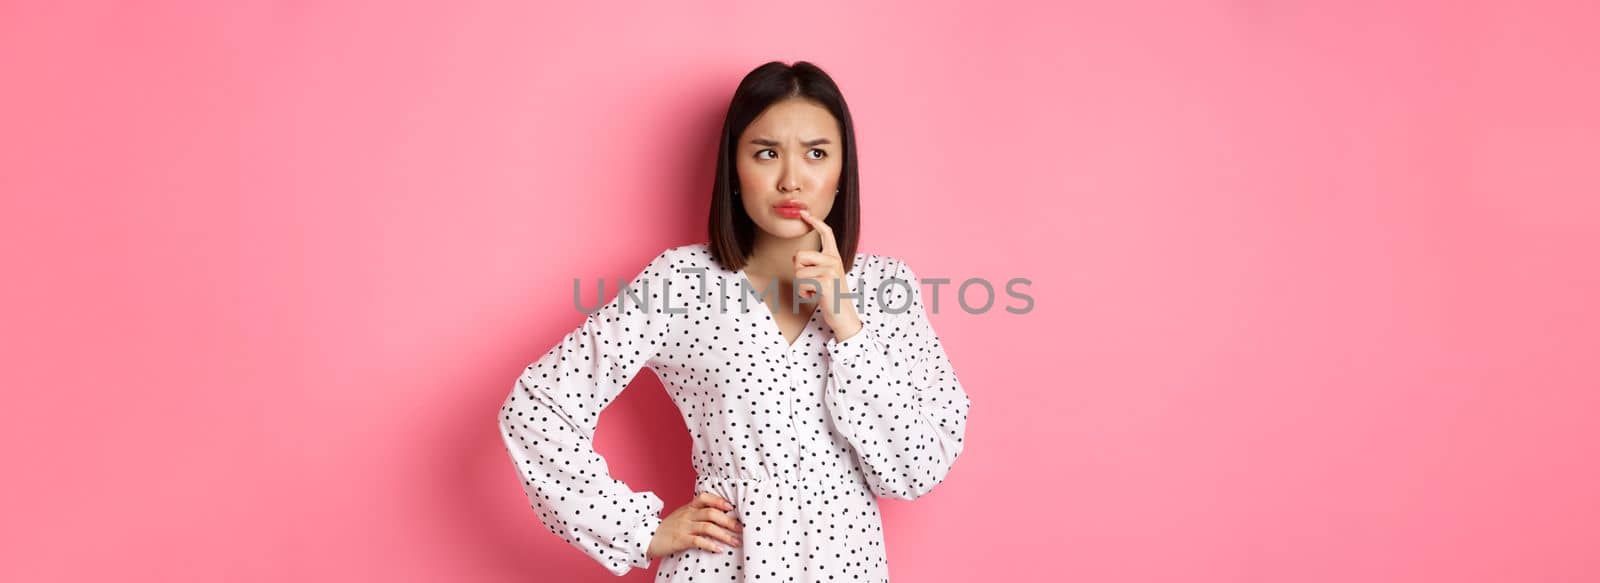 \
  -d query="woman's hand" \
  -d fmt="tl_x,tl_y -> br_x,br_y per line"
646,491 -> 744,560
795,209 -> 863,341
